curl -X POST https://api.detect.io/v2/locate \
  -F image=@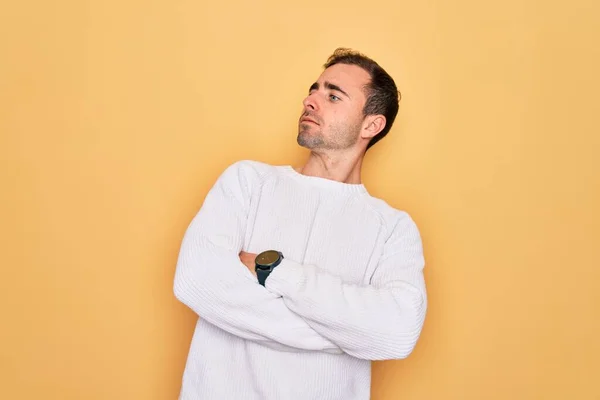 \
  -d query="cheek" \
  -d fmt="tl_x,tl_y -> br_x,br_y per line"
322,105 -> 359,132
327,107 -> 347,123
330,108 -> 359,126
